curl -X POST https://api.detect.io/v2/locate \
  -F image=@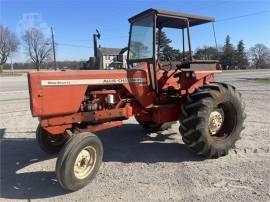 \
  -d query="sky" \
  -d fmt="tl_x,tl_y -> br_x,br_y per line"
1,0 -> 270,63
